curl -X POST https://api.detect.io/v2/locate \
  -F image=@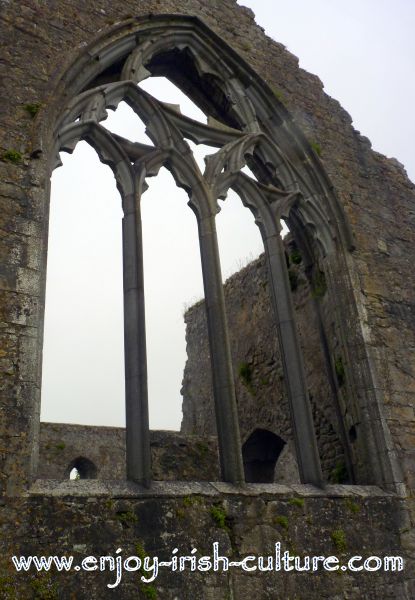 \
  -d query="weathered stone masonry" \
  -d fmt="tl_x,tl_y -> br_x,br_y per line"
181,248 -> 348,484
0,1 -> 414,598
38,423 -> 220,481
